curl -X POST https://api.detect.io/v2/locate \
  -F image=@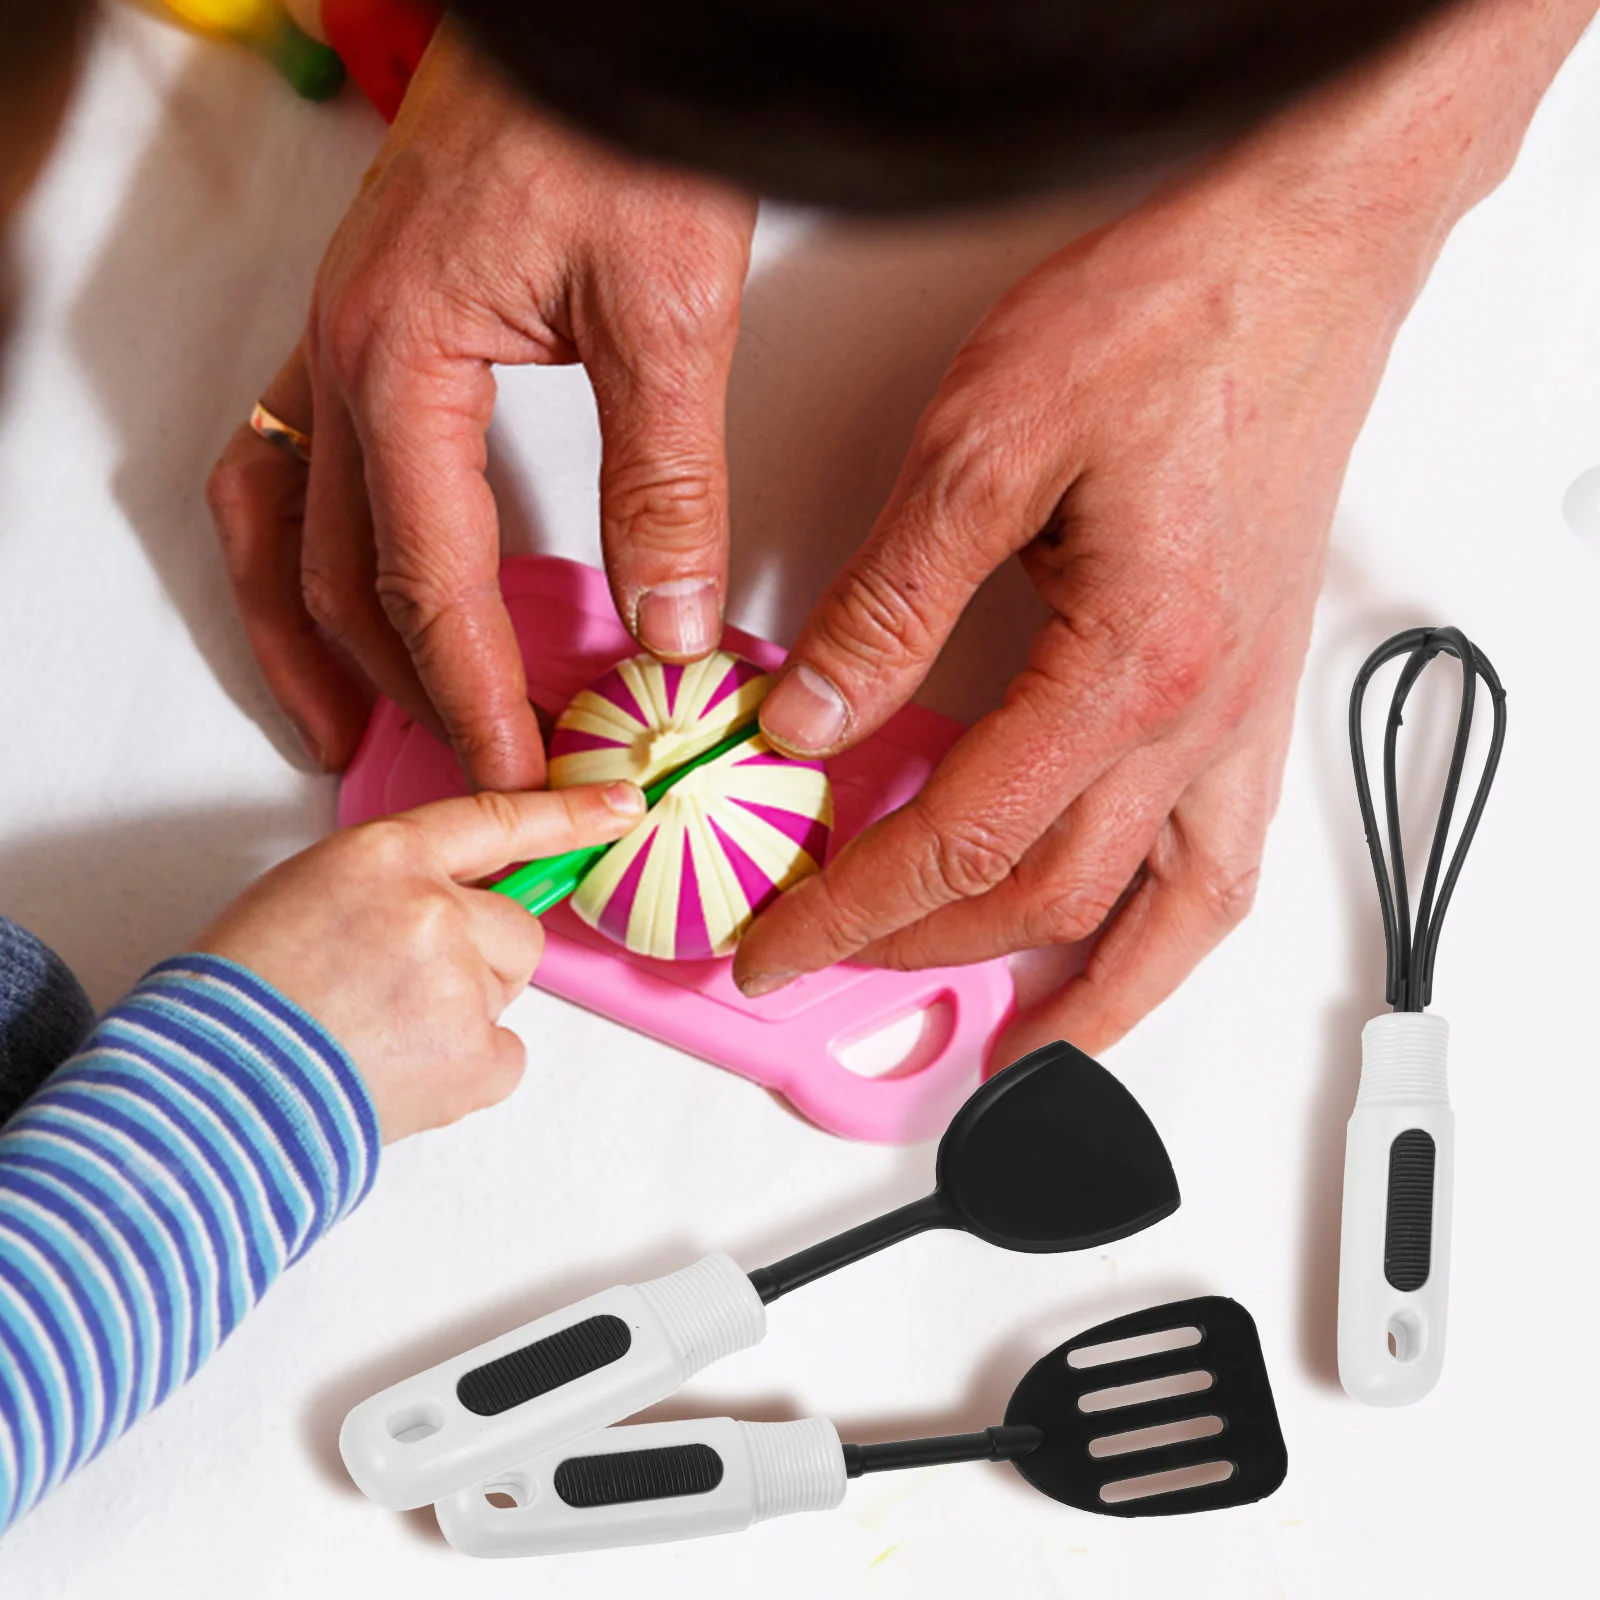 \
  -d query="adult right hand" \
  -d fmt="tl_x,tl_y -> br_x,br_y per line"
206,22 -> 756,787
